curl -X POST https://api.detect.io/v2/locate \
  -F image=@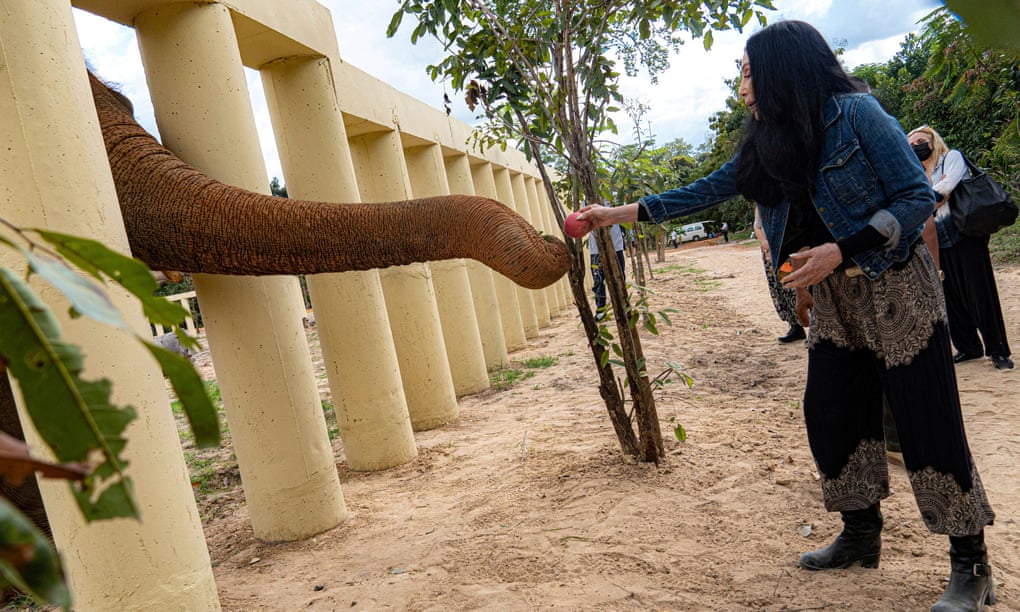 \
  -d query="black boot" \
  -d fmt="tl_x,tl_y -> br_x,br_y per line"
799,503 -> 882,570
778,323 -> 806,343
931,532 -> 995,611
